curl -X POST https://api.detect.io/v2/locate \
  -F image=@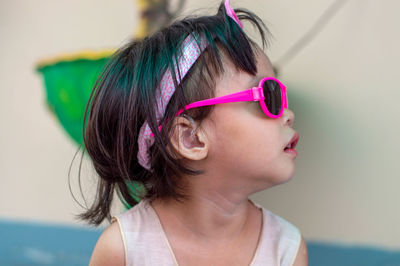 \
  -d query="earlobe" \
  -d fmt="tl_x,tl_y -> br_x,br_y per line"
169,115 -> 209,161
